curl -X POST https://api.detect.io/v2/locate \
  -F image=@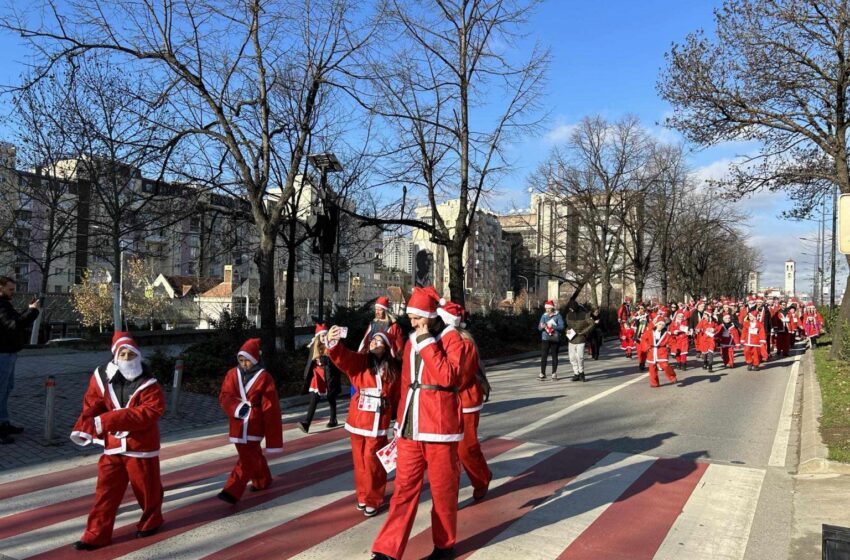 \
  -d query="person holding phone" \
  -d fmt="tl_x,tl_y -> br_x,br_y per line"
299,324 -> 342,432
537,300 -> 564,380
0,276 -> 40,444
